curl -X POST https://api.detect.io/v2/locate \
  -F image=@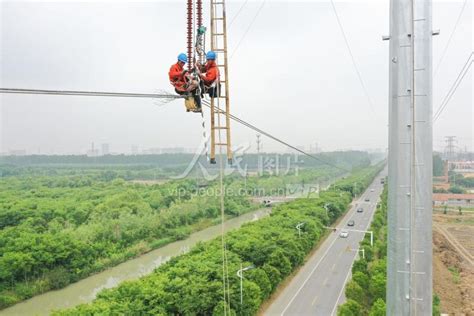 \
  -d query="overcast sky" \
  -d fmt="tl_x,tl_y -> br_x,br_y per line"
0,0 -> 472,155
